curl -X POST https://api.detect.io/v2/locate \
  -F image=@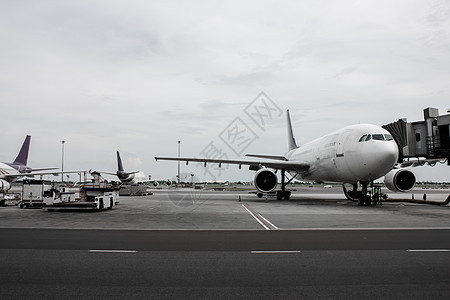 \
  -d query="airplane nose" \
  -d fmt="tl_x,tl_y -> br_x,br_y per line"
368,142 -> 399,176
359,141 -> 398,181
382,143 -> 398,164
